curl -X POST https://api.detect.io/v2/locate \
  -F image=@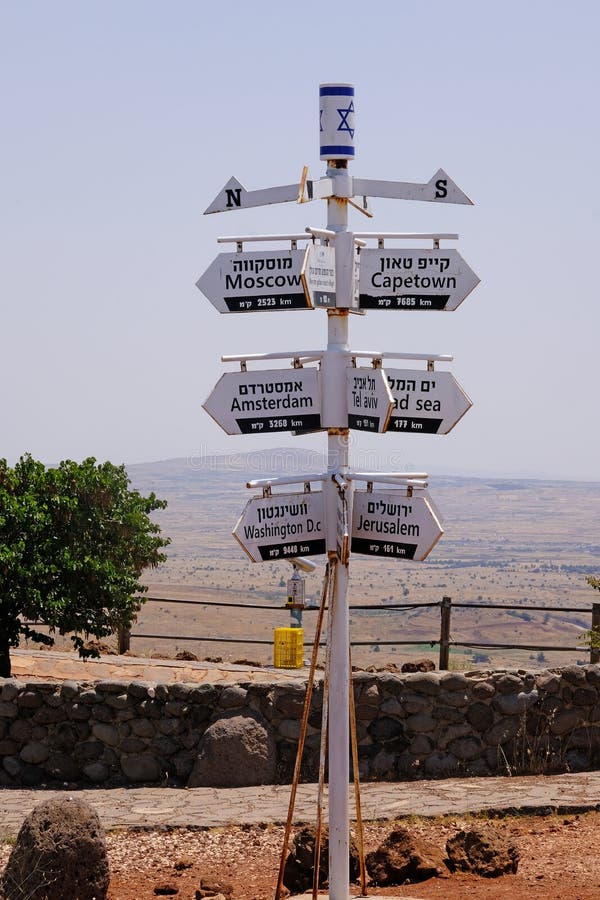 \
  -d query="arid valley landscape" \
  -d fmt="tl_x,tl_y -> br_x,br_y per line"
109,450 -> 600,673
